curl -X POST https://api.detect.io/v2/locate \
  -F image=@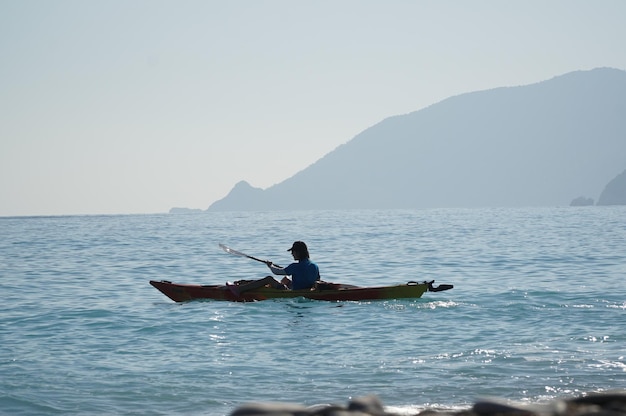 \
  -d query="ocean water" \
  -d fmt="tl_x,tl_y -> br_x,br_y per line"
1,207 -> 625,415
